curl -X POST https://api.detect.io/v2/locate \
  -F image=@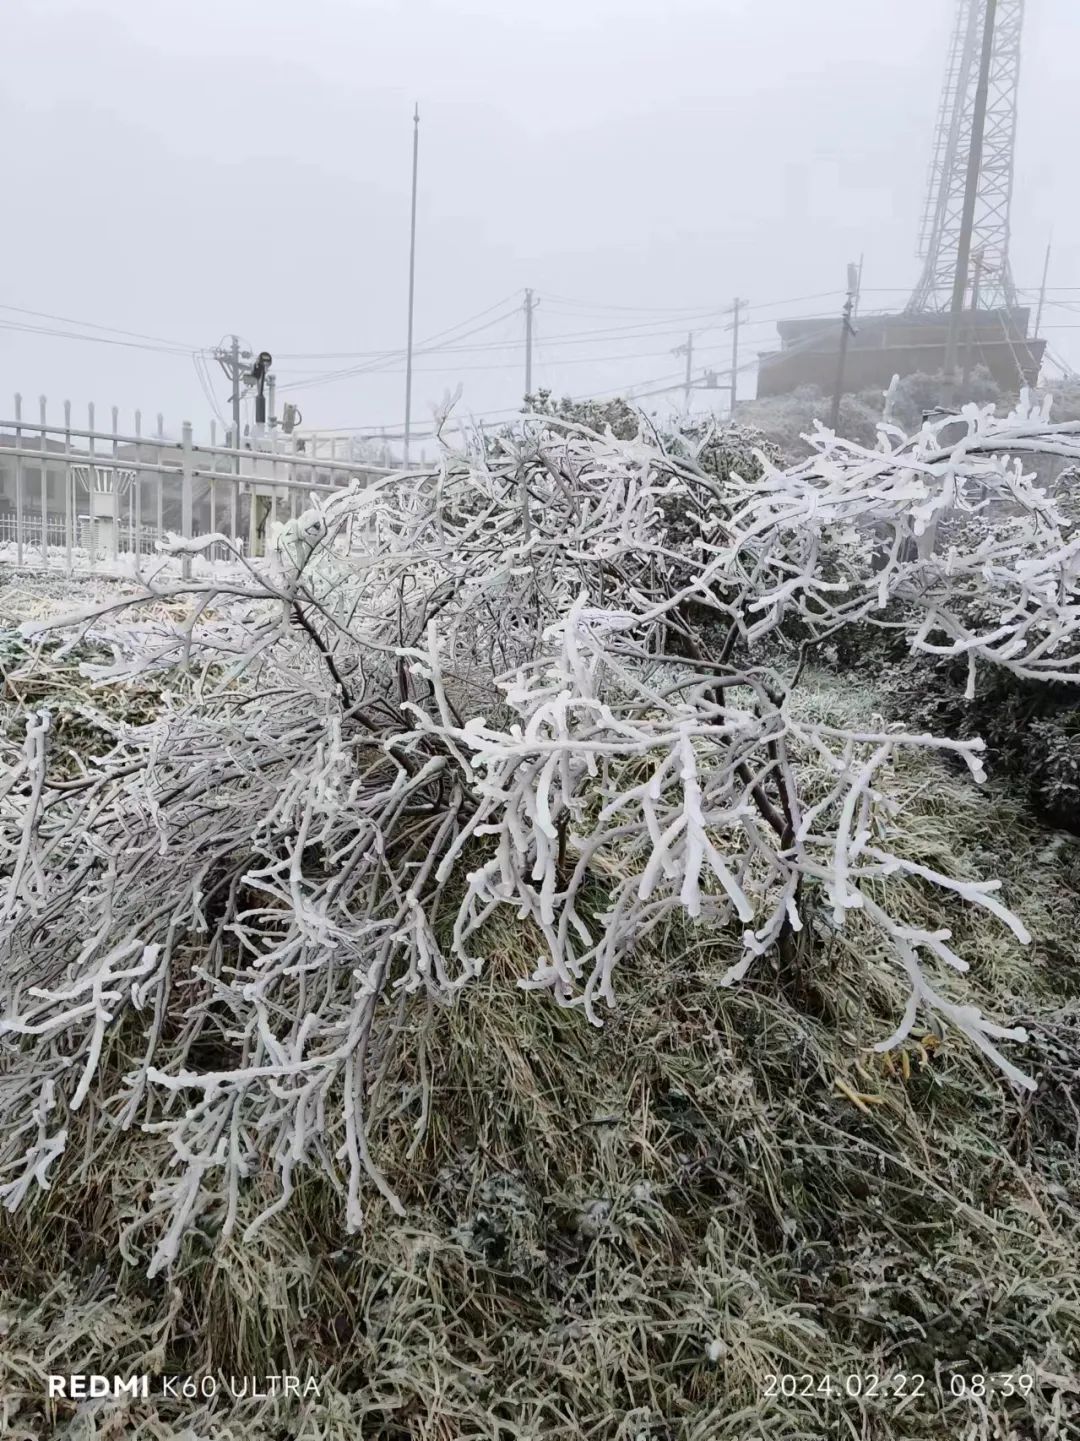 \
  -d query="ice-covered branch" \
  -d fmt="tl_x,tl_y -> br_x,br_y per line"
5,397 -> 1075,1264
